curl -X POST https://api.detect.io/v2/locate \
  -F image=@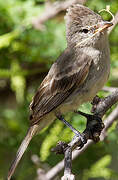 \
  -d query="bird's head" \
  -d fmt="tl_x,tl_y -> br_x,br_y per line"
65,4 -> 113,47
